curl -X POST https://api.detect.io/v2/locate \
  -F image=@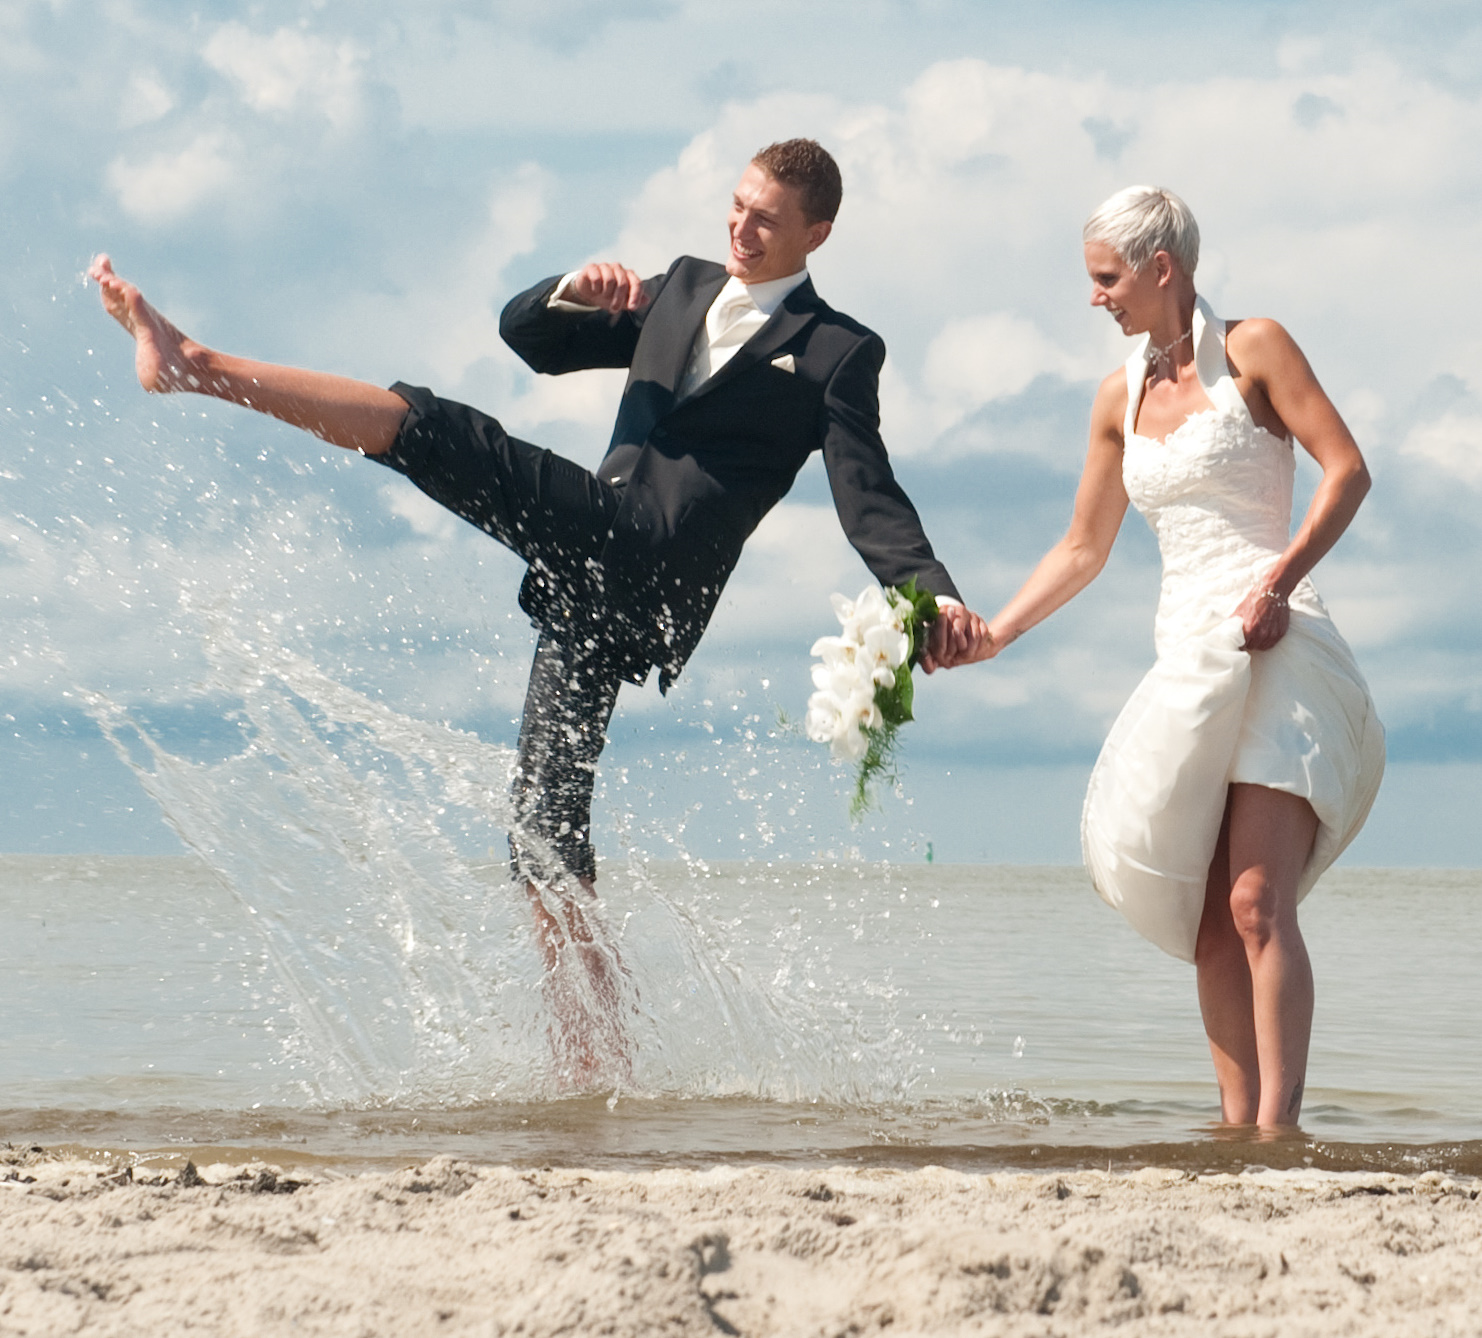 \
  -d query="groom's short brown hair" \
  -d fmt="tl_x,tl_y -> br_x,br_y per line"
752,139 -> 843,224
